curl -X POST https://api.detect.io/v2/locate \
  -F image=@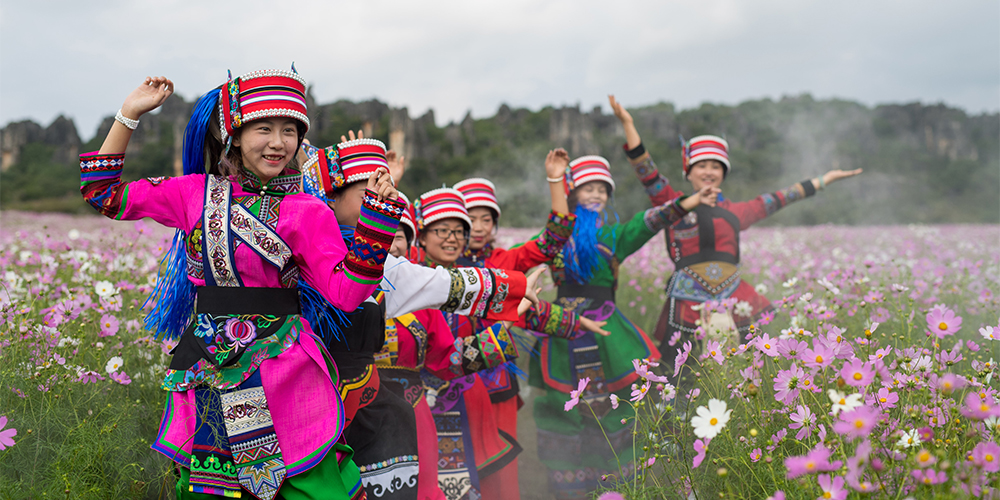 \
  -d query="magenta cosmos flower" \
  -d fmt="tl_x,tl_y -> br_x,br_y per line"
801,342 -> 835,370
0,416 -> 16,450
692,438 -> 710,468
926,304 -> 962,338
910,468 -> 947,485
817,474 -> 848,500
839,358 -> 875,387
833,406 -> 879,440
960,392 -> 1000,420
99,313 -> 120,337
969,441 -> 1000,473
773,364 -> 806,405
785,443 -> 842,479
564,377 -> 590,411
